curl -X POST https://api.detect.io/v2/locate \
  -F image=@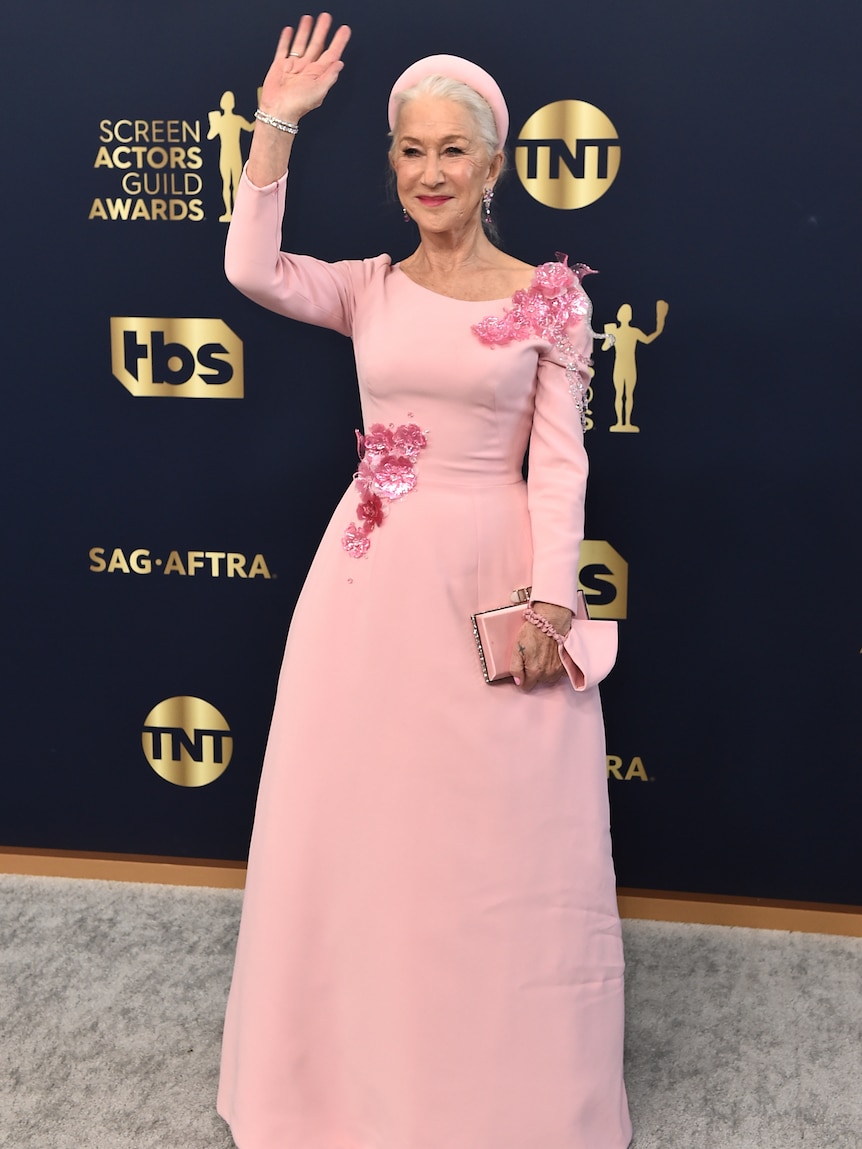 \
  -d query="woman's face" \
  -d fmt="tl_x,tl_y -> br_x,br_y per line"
391,96 -> 502,235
